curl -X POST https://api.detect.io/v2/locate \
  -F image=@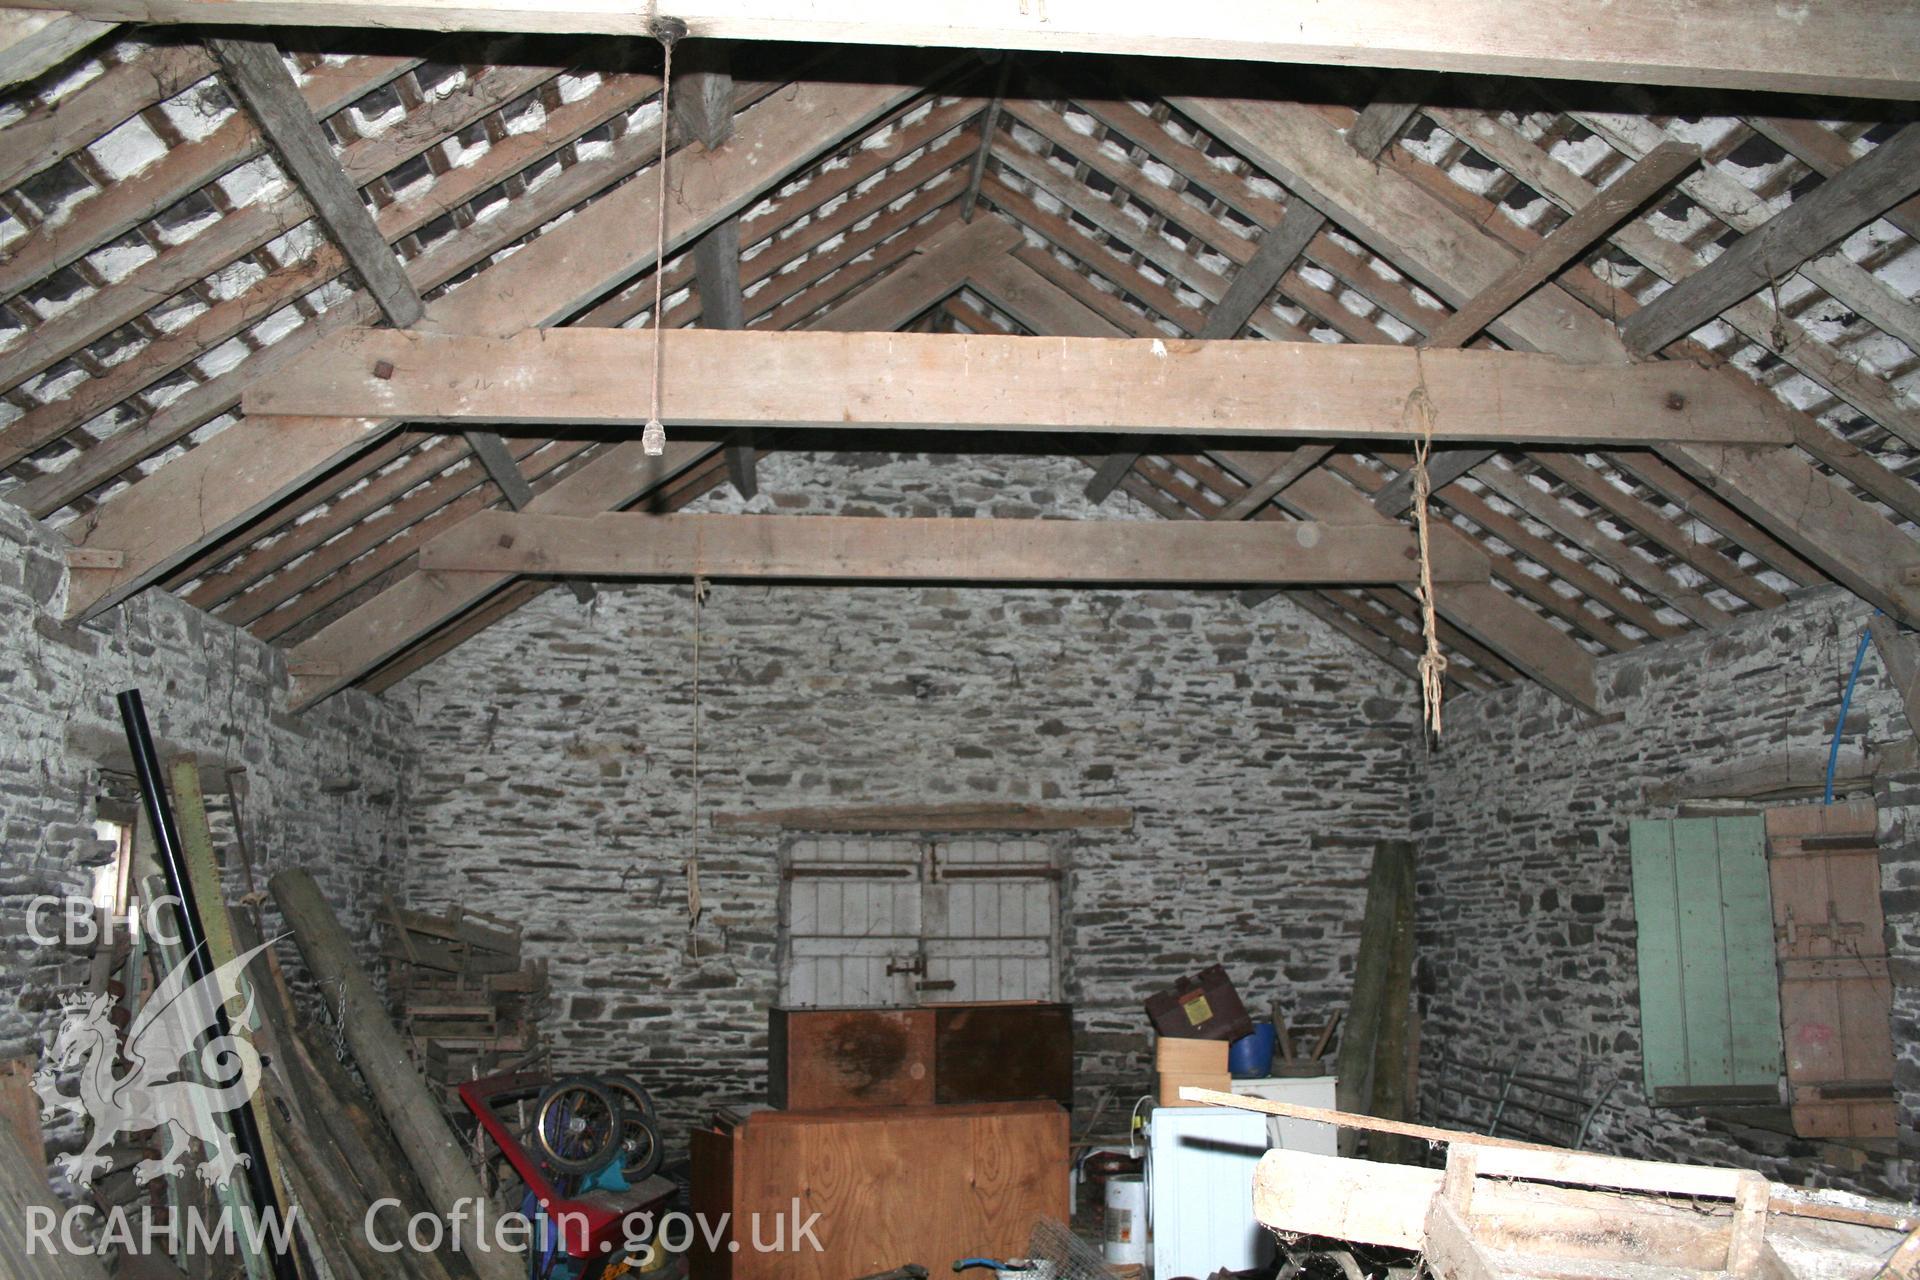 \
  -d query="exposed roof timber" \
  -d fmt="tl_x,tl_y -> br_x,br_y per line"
1085,93 -> 1415,505
1365,139 -> 1697,517
208,35 -> 590,604
1170,90 -> 1920,628
252,234 -> 970,647
981,235 -> 1652,677
0,40 -> 212,192
1622,126 -> 1920,358
279,209 -> 993,708
965,246 -> 1600,711
975,117 -> 1819,652
1567,105 -> 1920,358
209,37 -> 423,326
61,73 -> 929,620
249,328 -> 1796,446
1428,103 -> 1920,458
415,510 -> 1488,584
9,59 -> 663,522
0,6 -> 115,89
20,0 -> 1920,97
1429,139 -> 1699,349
